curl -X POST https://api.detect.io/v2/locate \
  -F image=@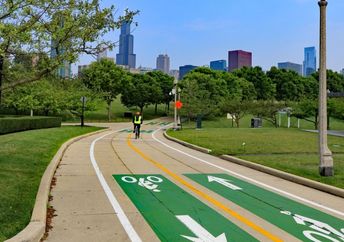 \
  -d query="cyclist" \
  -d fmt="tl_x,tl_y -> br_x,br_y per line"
132,112 -> 143,138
